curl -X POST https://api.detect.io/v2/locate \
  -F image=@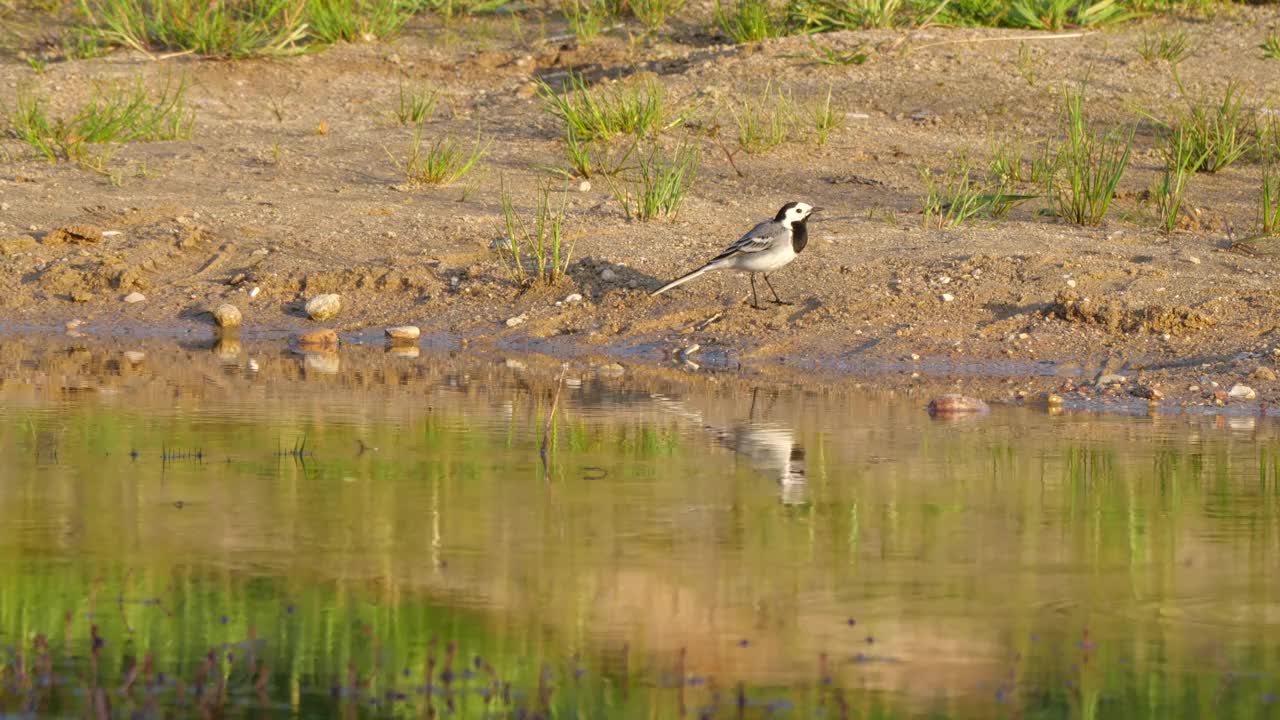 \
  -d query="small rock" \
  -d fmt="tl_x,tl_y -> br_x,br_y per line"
1066,279 -> 1077,288
1228,384 -> 1257,400
1186,255 -> 1201,265
1130,385 -> 1164,401
123,351 -> 146,364
937,275 -> 951,285
123,292 -> 146,304
1188,385 -> 1200,392
1095,373 -> 1126,386
296,329 -> 339,348
1213,390 -> 1229,405
385,325 -> 421,341
212,303 -> 242,328
305,293 -> 341,321
1046,393 -> 1064,406
0,234 -> 37,254
65,319 -> 85,330
505,314 -> 527,328
680,343 -> 700,357
1250,366 -> 1277,382
927,394 -> 990,416
940,293 -> 955,303
600,268 -> 618,282
563,292 -> 583,304
249,286 -> 261,298
597,362 -> 626,376
578,180 -> 591,192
